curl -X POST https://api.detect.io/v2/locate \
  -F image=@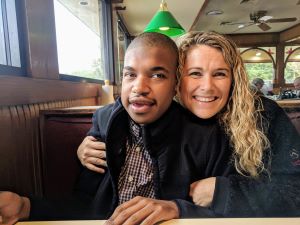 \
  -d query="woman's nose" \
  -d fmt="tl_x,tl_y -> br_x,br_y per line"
200,75 -> 213,90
